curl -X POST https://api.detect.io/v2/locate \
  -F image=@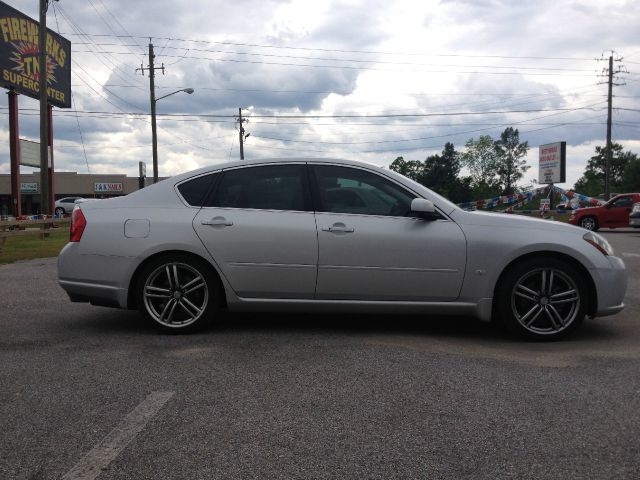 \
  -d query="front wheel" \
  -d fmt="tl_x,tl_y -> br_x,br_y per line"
55,207 -> 65,216
579,216 -> 598,231
136,255 -> 221,333
496,257 -> 588,340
